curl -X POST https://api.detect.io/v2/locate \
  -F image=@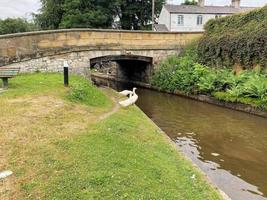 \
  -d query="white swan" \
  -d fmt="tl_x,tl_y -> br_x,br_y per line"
119,88 -> 138,107
119,90 -> 133,97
